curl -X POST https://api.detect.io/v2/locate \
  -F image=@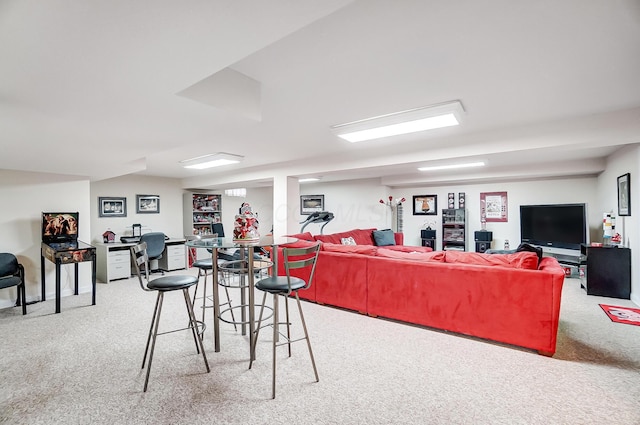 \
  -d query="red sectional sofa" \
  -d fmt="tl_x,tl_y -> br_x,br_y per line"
276,228 -> 566,356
